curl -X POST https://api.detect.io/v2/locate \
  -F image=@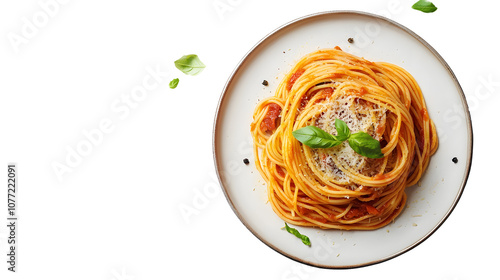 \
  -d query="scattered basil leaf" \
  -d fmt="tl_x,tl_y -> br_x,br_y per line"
284,223 -> 311,246
169,78 -> 179,89
292,126 -> 342,149
335,119 -> 350,141
348,132 -> 384,159
412,0 -> 437,13
174,54 -> 206,76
